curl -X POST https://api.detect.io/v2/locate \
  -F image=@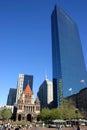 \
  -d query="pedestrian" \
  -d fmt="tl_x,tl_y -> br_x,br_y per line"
1,124 -> 5,130
58,124 -> 60,130
43,122 -> 45,127
77,123 -> 80,130
8,124 -> 11,130
15,125 -> 19,130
